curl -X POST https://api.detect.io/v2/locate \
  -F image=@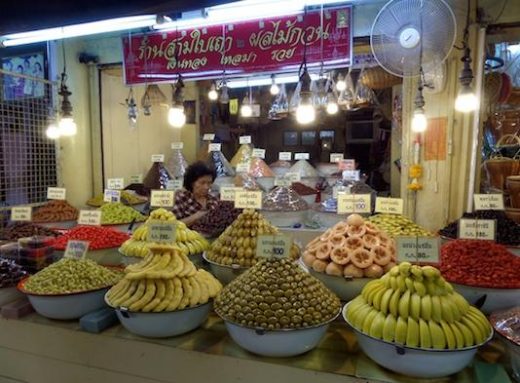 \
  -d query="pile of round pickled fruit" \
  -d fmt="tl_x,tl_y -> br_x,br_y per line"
87,191 -> 146,207
302,214 -> 396,279
215,258 -> 340,329
120,208 -> 209,258
345,262 -> 492,349
368,214 -> 432,238
23,258 -> 122,294
107,244 -> 222,312
206,209 -> 300,268
100,203 -> 146,225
